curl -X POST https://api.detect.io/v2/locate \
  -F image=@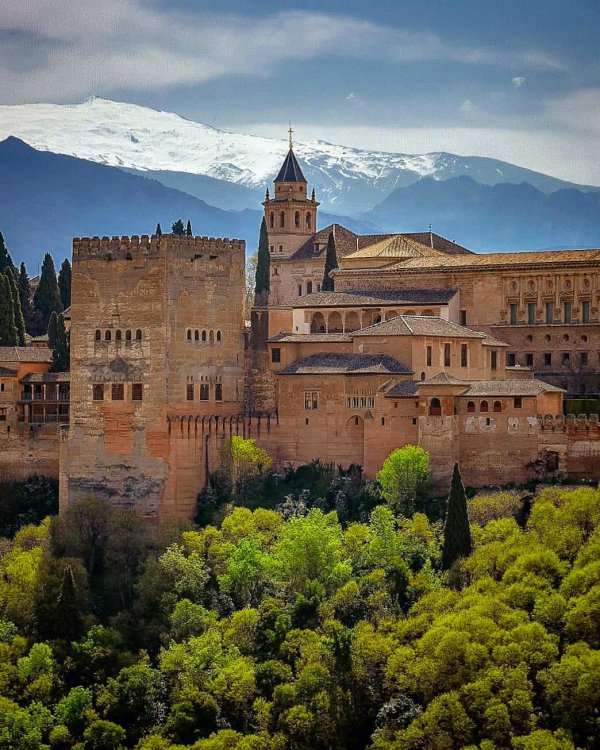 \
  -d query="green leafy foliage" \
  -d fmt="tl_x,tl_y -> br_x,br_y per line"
32,253 -> 62,336
321,231 -> 337,292
254,217 -> 270,303
48,311 -> 70,372
376,445 -> 430,516
58,259 -> 72,311
0,483 -> 598,749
